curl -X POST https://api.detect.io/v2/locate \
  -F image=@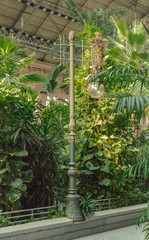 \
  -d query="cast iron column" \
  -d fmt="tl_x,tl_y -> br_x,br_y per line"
65,31 -> 83,222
